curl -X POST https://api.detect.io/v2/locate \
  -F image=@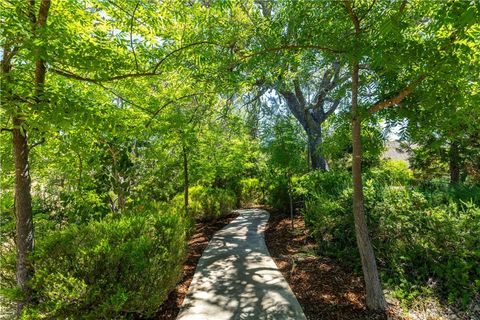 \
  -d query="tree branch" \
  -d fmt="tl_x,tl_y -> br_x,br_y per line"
367,74 -> 426,113
50,67 -> 157,83
359,0 -> 377,22
29,138 -> 45,150
240,44 -> 343,60
240,87 -> 267,108
325,99 -> 341,117
399,0 -> 408,15
343,0 -> 360,33
97,83 -> 150,112
52,41 -> 221,82
293,79 -> 306,106
315,60 -> 343,109
130,1 -> 140,72
152,41 -> 220,73
146,93 -> 206,127
34,0 -> 51,99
